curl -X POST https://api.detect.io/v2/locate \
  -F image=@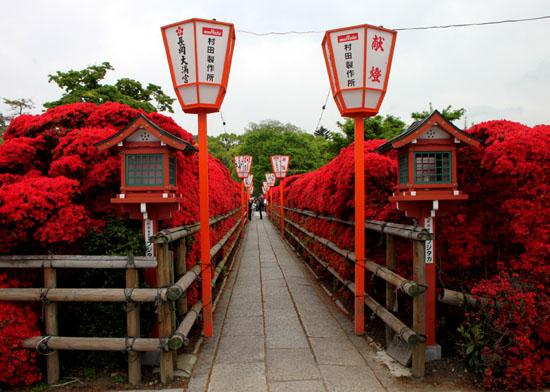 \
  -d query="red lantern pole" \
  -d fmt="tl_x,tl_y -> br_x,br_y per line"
240,180 -> 245,238
280,179 -> 285,239
270,188 -> 273,222
198,111 -> 213,337
354,116 -> 365,335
